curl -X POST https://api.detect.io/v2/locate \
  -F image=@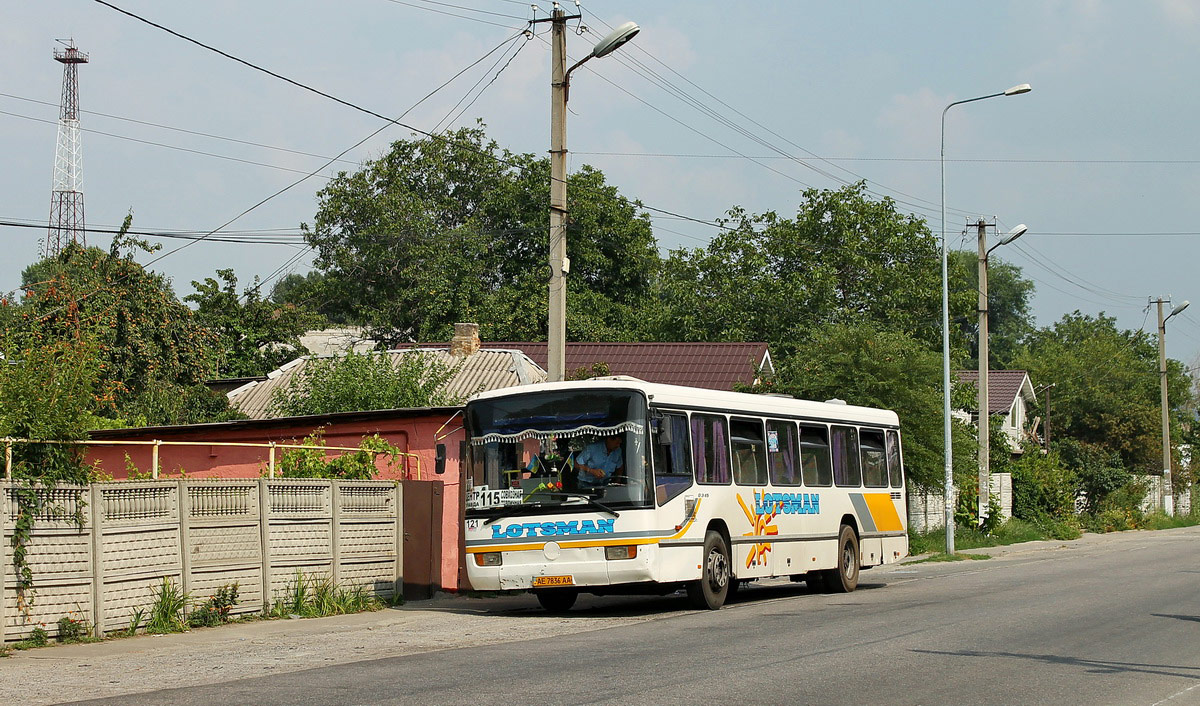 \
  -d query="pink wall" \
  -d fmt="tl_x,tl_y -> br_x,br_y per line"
87,411 -> 465,592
